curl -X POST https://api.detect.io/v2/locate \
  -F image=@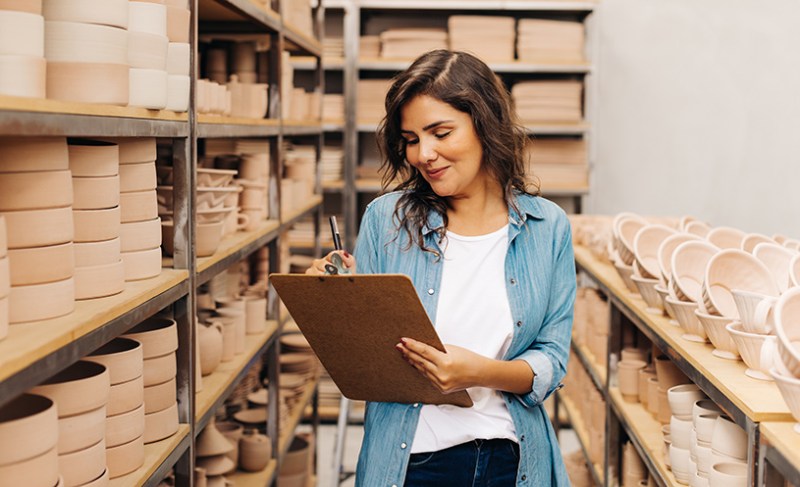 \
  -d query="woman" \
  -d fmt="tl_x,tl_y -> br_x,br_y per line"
307,50 -> 575,486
